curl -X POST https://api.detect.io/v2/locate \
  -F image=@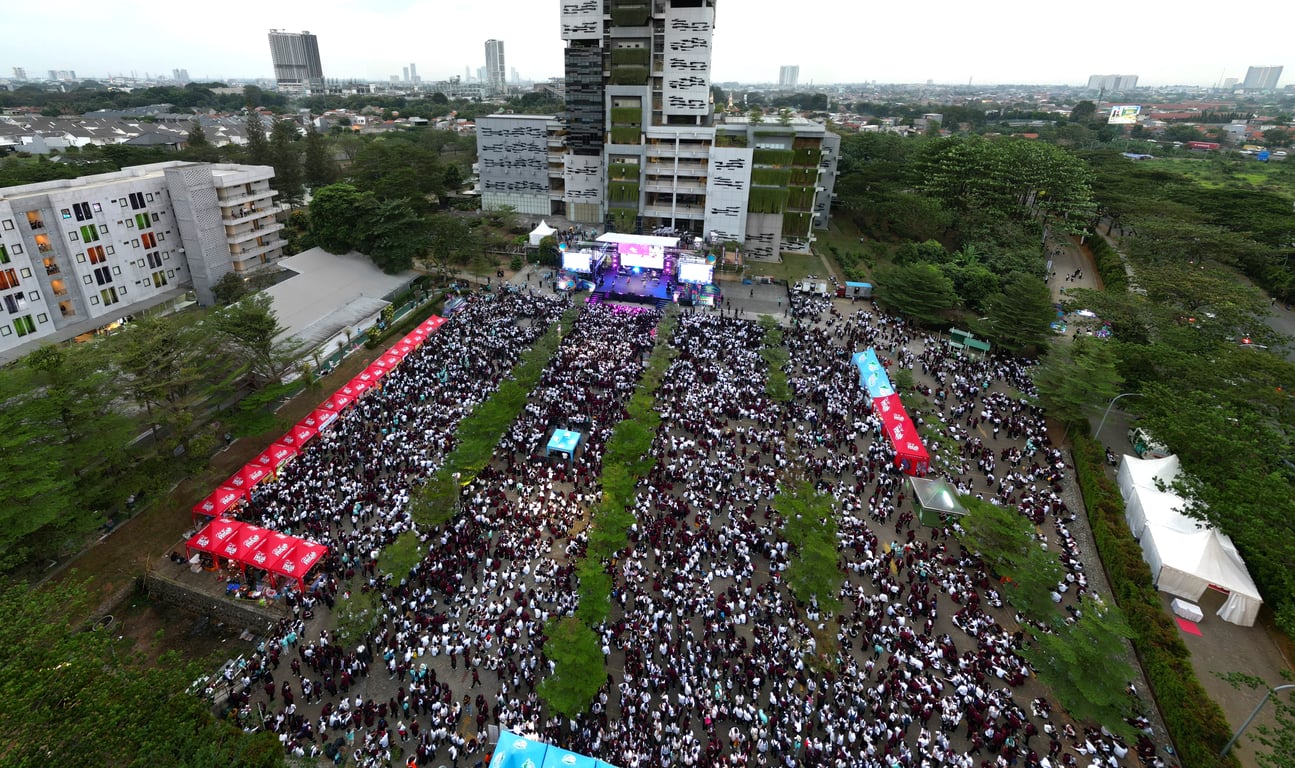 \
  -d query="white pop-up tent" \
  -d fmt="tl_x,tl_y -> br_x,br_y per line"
528,220 -> 558,247
1117,454 -> 1263,626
